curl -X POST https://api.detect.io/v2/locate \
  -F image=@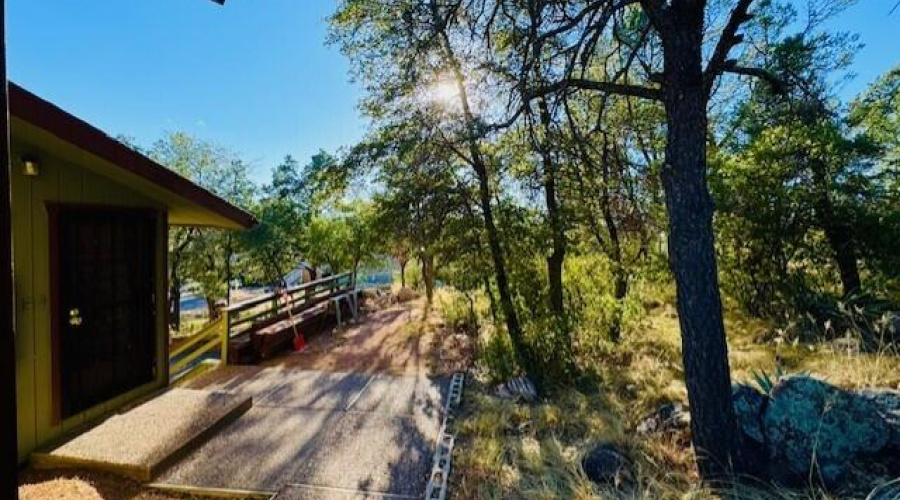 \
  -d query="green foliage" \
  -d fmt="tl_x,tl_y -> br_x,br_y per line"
306,200 -> 381,274
149,132 -> 255,319
789,291 -> 898,350
479,330 -> 520,385
240,196 -> 307,285
713,35 -> 899,321
438,290 -> 480,336
751,366 -> 786,395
